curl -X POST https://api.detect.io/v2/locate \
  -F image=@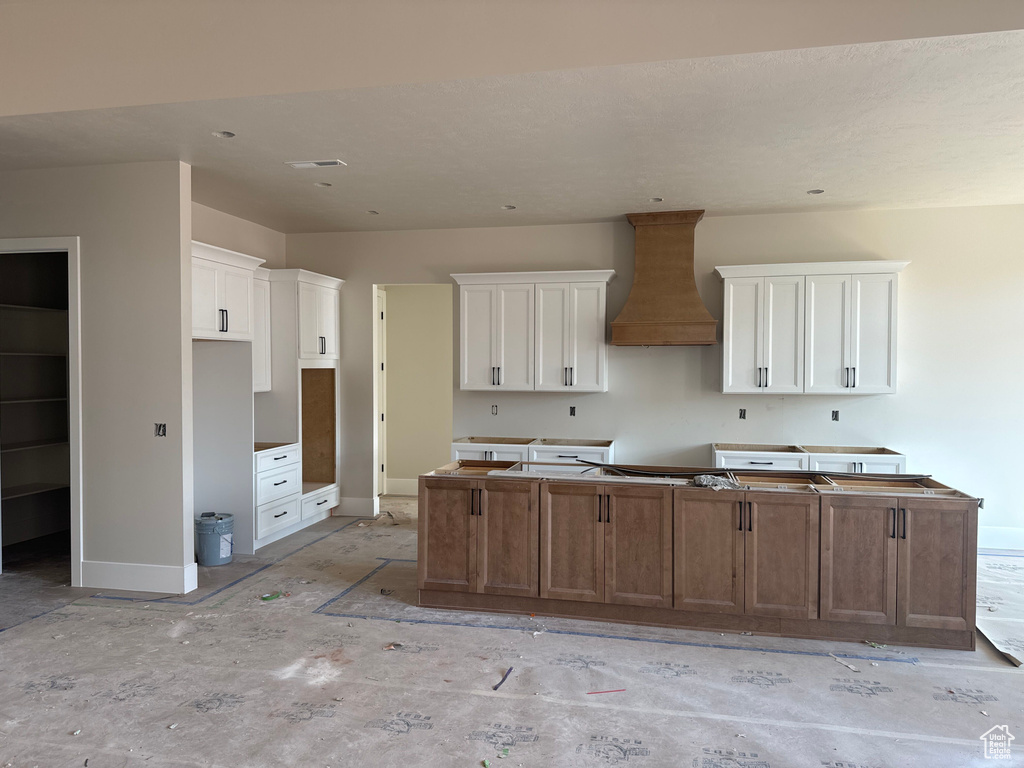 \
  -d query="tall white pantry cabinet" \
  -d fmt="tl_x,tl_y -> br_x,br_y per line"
716,261 -> 908,395
452,270 -> 616,393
